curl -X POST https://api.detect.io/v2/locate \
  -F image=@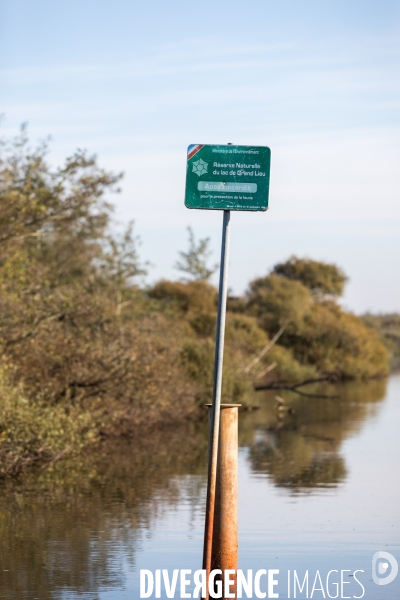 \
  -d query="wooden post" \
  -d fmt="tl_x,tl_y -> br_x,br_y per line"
207,404 -> 240,599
